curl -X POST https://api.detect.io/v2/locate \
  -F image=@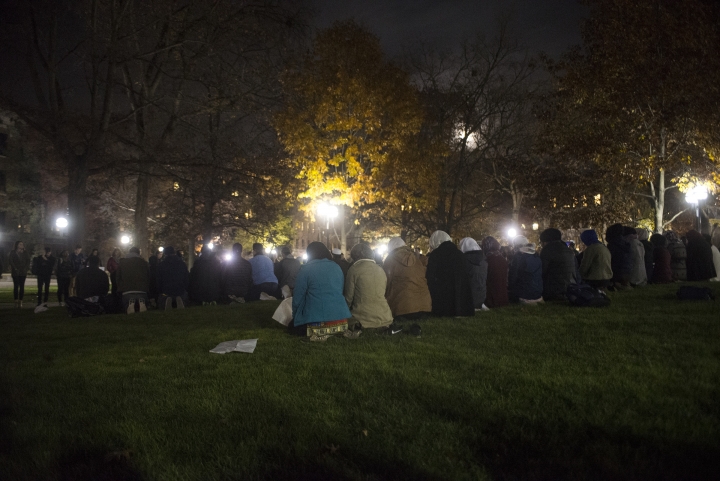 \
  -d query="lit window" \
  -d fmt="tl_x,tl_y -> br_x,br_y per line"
173,182 -> 180,191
